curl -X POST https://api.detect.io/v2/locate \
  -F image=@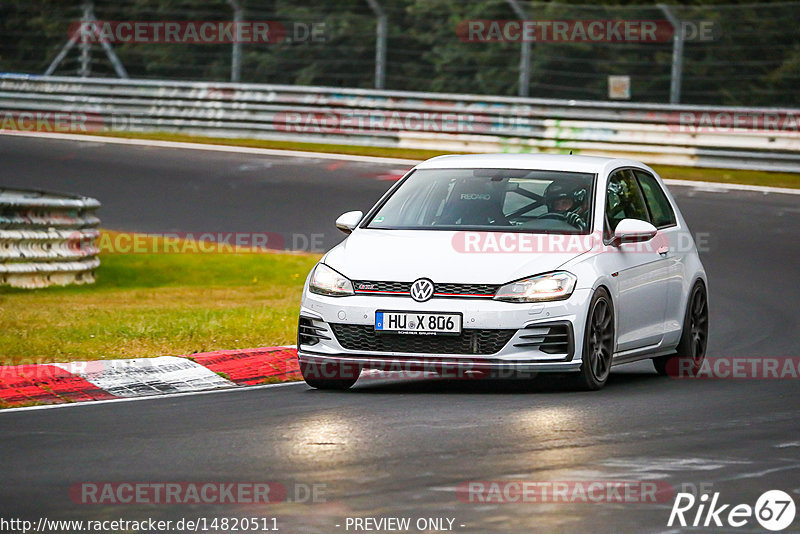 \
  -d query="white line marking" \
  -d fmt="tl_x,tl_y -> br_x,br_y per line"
4,131 -> 797,195
723,463 -> 800,481
0,380 -> 307,414
0,131 -> 420,165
